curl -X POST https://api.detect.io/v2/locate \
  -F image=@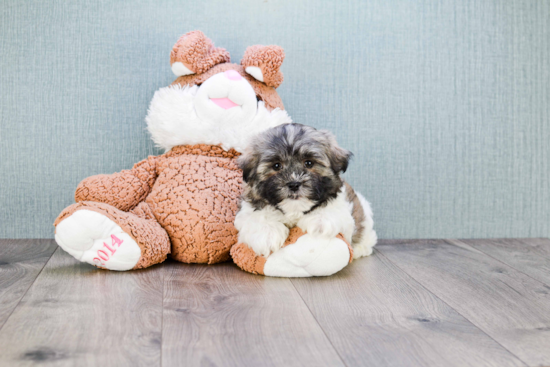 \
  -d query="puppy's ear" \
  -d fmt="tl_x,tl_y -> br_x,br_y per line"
330,146 -> 353,174
321,130 -> 353,174
237,150 -> 258,183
